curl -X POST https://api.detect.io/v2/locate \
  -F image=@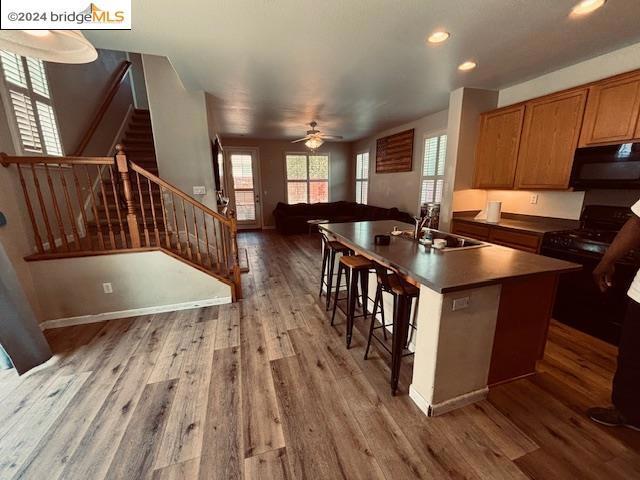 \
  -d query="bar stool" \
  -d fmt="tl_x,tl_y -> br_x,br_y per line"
318,233 -> 352,311
331,254 -> 373,348
365,262 -> 419,395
